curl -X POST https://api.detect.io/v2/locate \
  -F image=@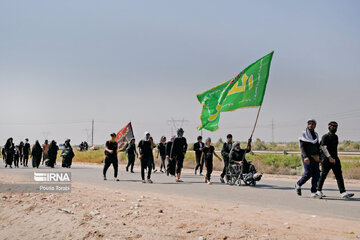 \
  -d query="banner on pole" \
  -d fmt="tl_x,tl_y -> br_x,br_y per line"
115,122 -> 135,151
197,51 -> 274,131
